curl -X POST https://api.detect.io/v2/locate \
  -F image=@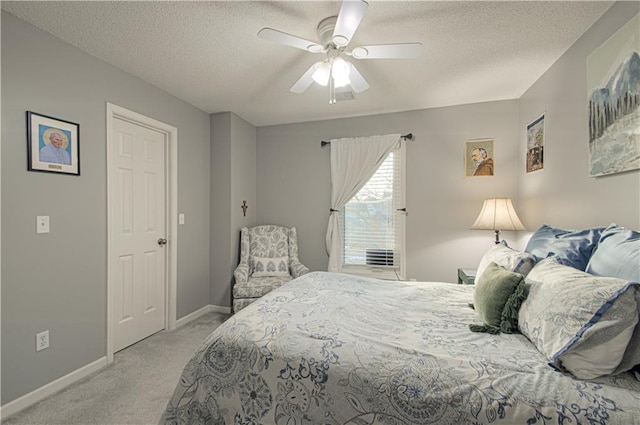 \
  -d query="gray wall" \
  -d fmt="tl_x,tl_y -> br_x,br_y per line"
210,113 -> 232,308
230,113 -> 257,289
256,101 -> 521,282
210,112 -> 256,308
518,1 -> 640,237
1,12 -> 211,405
